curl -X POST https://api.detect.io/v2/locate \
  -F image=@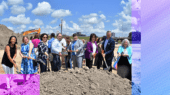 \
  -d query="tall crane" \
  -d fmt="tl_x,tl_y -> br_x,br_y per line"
22,28 -> 41,36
